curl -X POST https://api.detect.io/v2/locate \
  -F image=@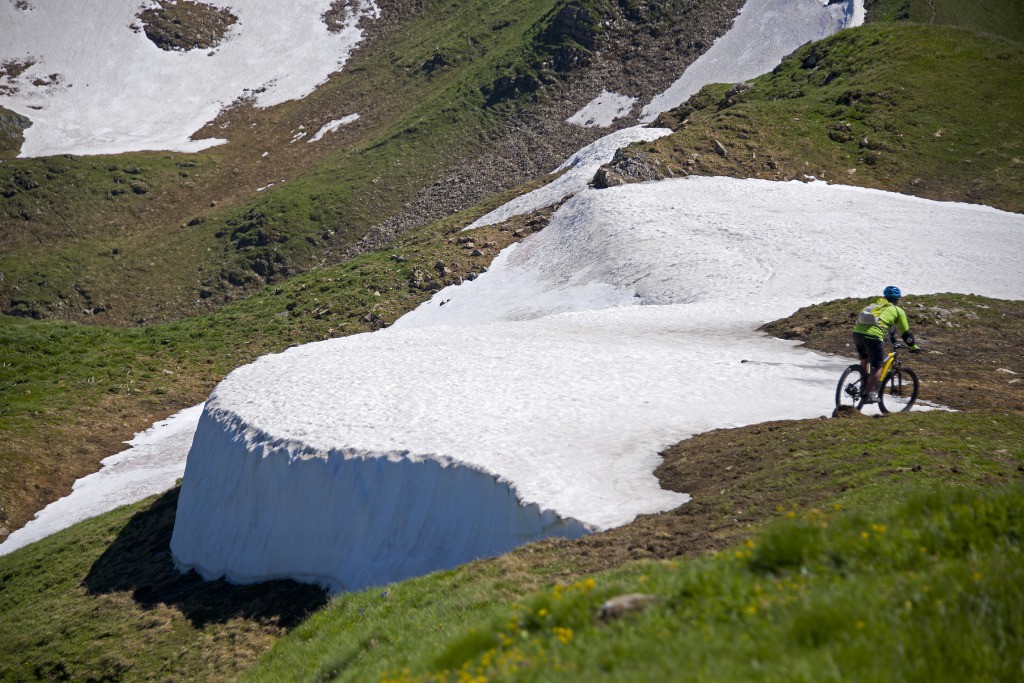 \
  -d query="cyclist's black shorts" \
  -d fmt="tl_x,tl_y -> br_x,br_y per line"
853,332 -> 884,370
